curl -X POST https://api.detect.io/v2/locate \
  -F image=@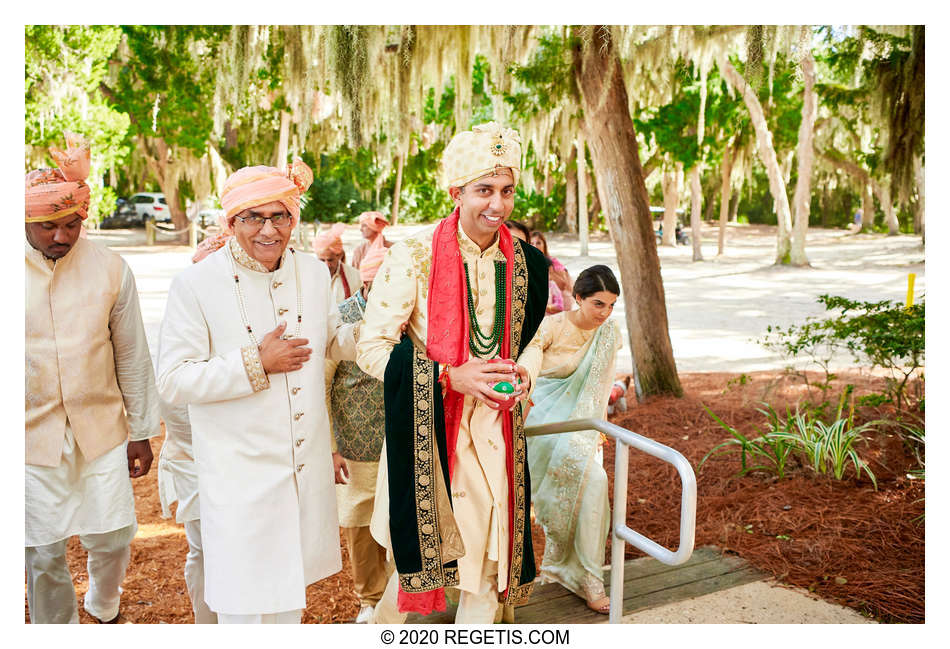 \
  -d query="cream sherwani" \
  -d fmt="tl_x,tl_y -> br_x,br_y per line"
357,224 -> 543,597
157,239 -> 356,616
